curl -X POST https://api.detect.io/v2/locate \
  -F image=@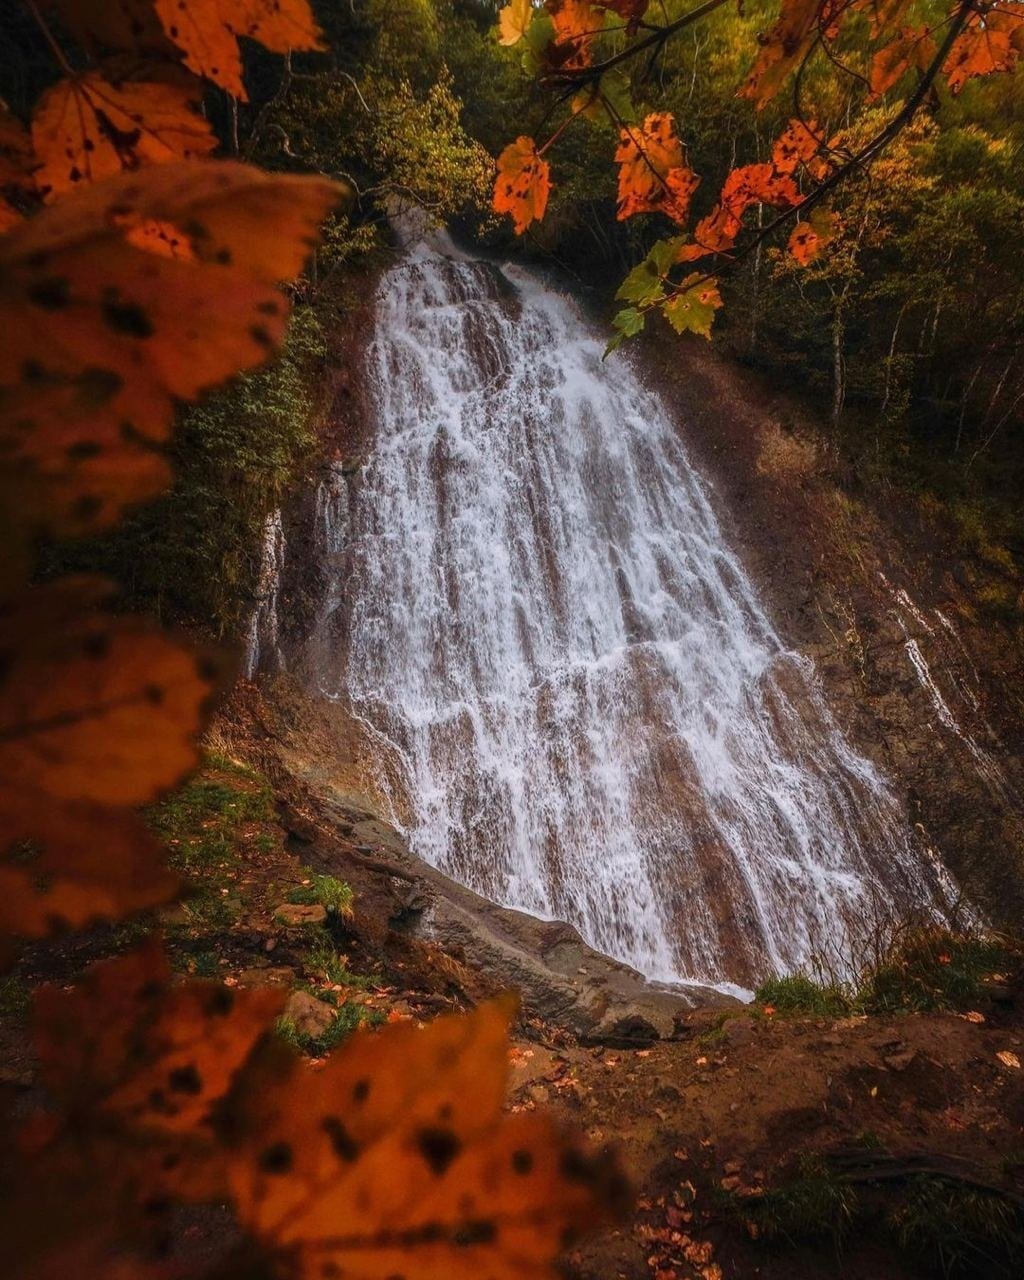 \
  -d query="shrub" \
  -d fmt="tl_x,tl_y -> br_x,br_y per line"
755,926 -> 1015,1019
741,1157 -> 859,1247
857,927 -> 1012,1015
889,1177 -> 1024,1278
287,873 -> 354,915
755,974 -> 852,1017
275,1001 -> 384,1057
